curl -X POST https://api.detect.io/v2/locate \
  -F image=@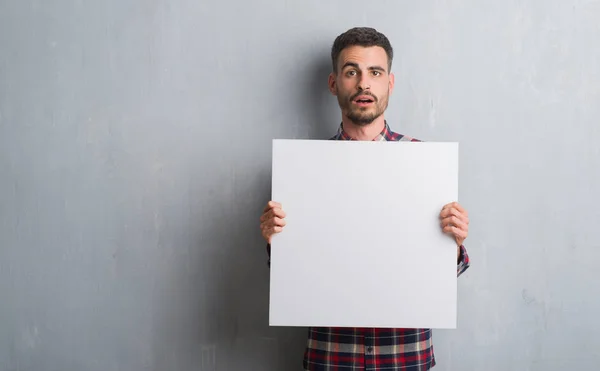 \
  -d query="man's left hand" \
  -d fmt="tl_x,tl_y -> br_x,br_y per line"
440,202 -> 469,249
